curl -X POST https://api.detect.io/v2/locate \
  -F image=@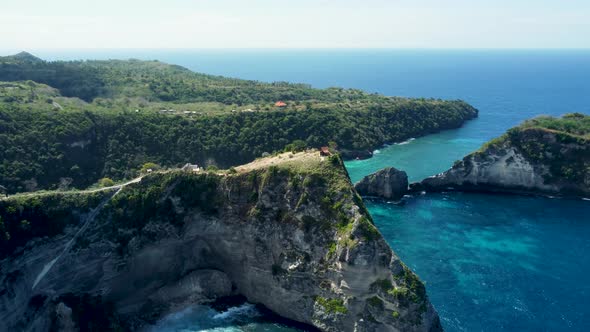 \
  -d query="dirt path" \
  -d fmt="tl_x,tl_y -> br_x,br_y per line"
0,175 -> 145,201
